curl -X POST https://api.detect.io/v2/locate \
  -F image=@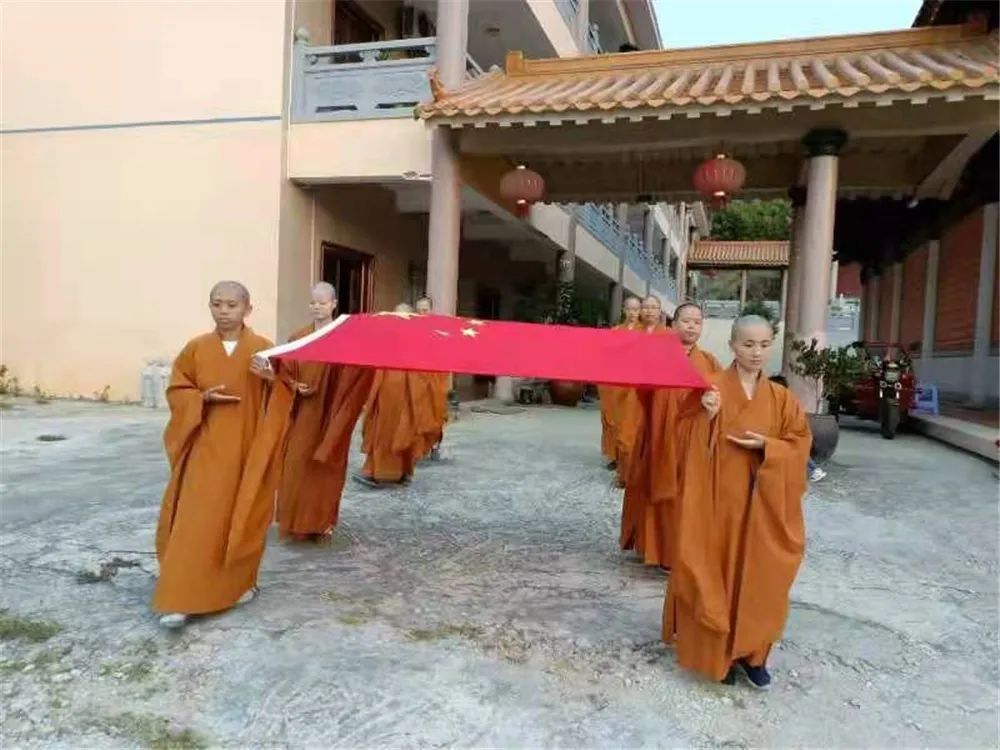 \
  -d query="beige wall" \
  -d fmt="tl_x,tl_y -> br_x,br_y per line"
1,122 -> 284,399
295,0 -> 333,46
1,0 -> 286,129
289,120 -> 432,182
302,185 -> 426,317
1,0 -> 295,399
